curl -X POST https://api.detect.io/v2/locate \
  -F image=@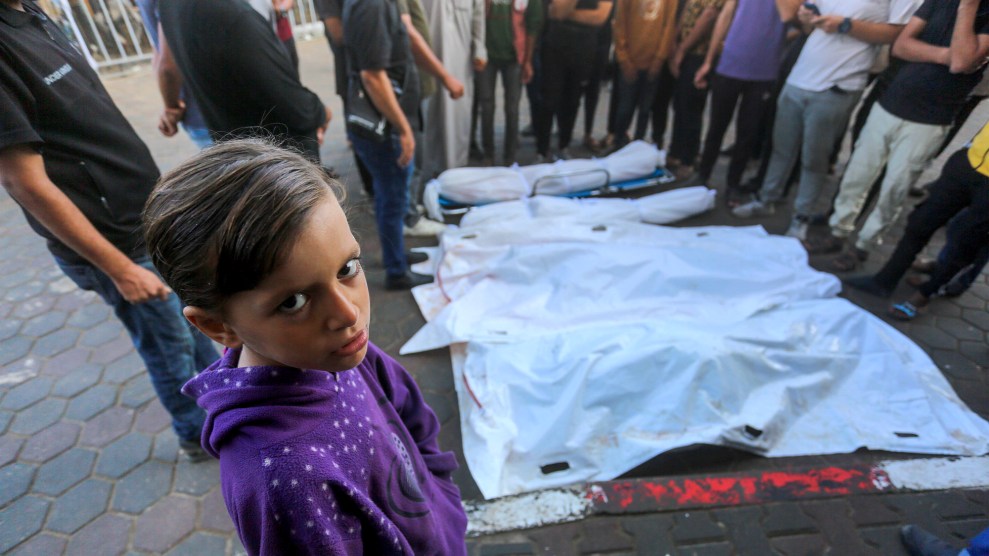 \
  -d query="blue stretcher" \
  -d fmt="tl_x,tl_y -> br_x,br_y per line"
437,167 -> 677,215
